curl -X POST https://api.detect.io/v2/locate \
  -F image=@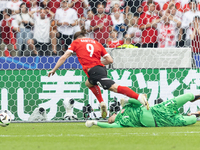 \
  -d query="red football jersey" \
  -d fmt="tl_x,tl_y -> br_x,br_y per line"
138,12 -> 160,44
107,40 -> 123,48
141,1 -> 161,12
68,38 -> 109,76
163,1 -> 183,12
91,15 -> 113,44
